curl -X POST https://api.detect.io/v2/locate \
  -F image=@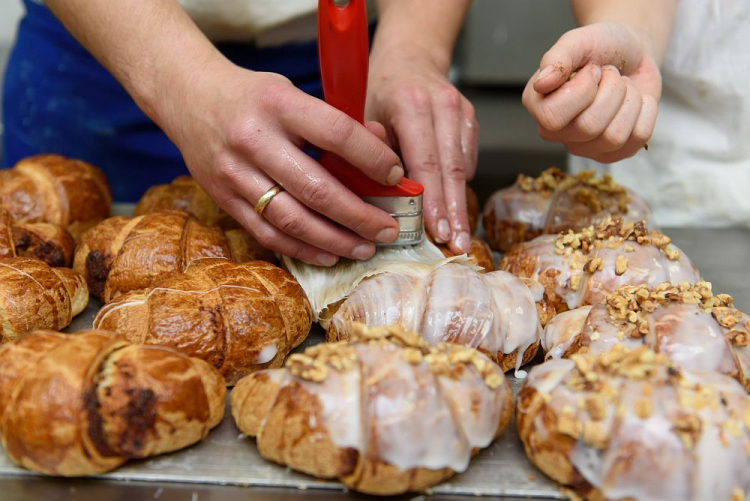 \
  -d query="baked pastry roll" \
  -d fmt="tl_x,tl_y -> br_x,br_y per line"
430,233 -> 495,271
231,324 -> 513,495
326,262 -> 554,373
517,345 -> 750,501
74,210 -> 273,303
0,330 -> 225,476
0,257 -> 88,342
94,258 -> 313,385
499,218 -> 699,313
0,208 -> 75,267
483,168 -> 653,251
0,154 -> 111,240
542,281 -> 750,390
